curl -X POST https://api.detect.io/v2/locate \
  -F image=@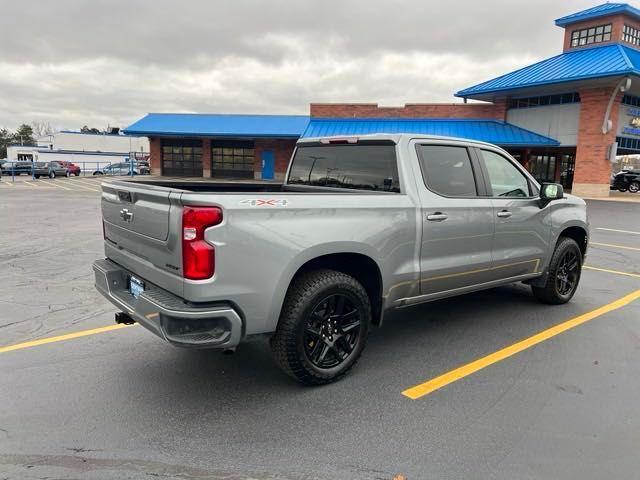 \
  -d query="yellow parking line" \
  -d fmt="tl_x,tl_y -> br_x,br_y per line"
591,242 -> 640,252
67,181 -> 100,192
40,180 -> 73,191
0,324 -> 134,354
402,289 -> 640,400
584,265 -> 640,279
